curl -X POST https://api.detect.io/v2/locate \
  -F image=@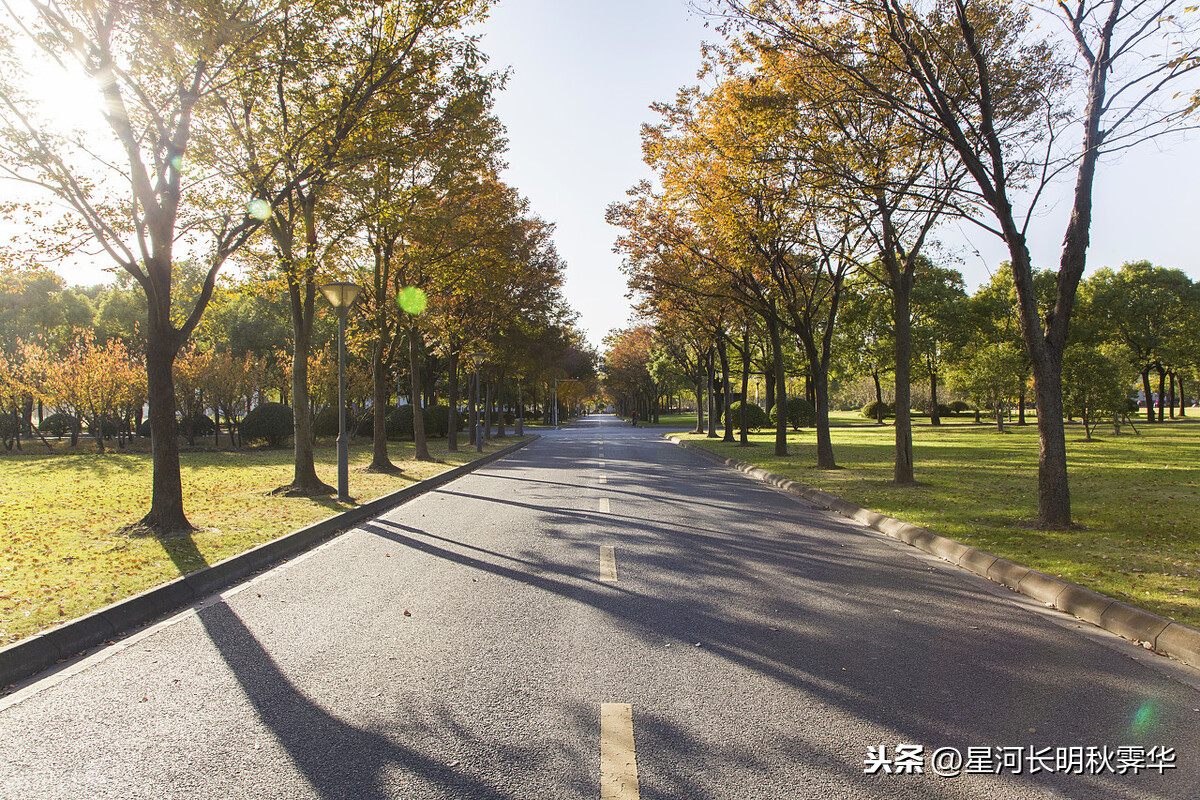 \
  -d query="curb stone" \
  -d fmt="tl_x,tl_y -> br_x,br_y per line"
0,435 -> 539,690
666,434 -> 1200,672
